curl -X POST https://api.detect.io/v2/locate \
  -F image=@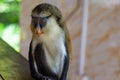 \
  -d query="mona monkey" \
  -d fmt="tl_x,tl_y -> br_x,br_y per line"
29,3 -> 72,80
